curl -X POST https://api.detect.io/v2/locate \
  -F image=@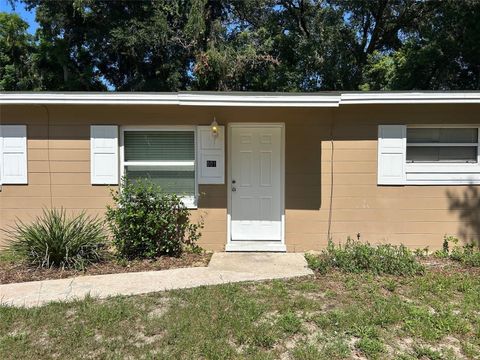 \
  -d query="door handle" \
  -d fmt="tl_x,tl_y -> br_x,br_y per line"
232,187 -> 237,192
